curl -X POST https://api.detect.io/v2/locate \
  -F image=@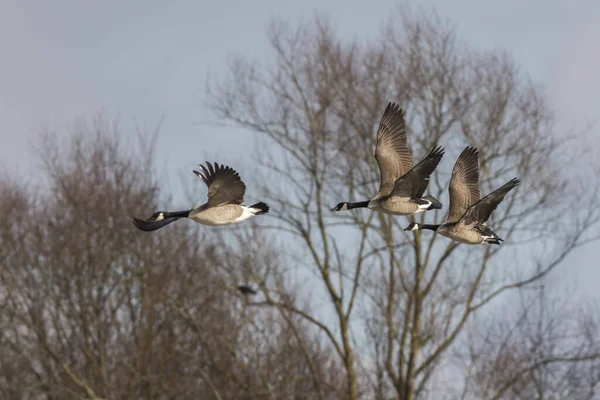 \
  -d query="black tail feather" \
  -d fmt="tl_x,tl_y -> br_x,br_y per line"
423,195 -> 442,210
250,202 -> 269,215
485,236 -> 504,245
